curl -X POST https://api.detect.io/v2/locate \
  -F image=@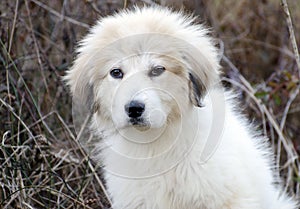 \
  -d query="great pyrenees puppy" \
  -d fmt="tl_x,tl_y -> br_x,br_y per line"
65,6 -> 297,209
